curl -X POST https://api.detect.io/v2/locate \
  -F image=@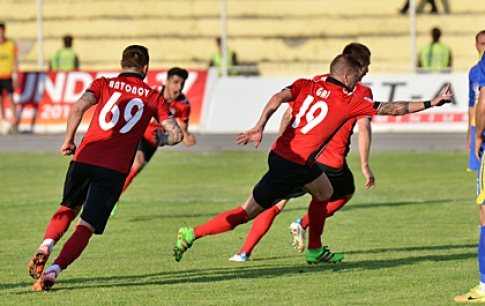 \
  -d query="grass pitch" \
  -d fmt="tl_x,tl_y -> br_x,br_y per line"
0,150 -> 478,305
